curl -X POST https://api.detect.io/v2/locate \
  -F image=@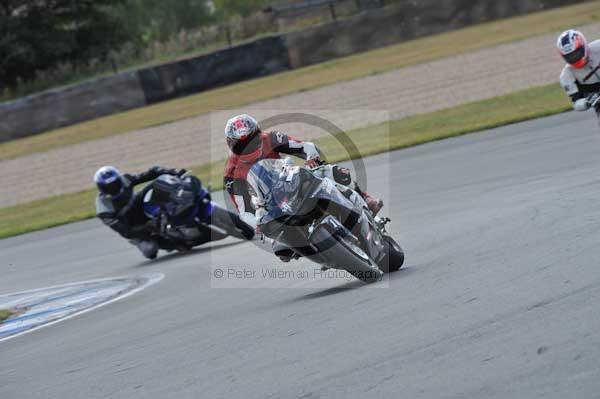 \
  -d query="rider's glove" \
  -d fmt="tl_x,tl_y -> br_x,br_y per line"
169,168 -> 187,177
305,158 -> 321,169
574,98 -> 591,112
